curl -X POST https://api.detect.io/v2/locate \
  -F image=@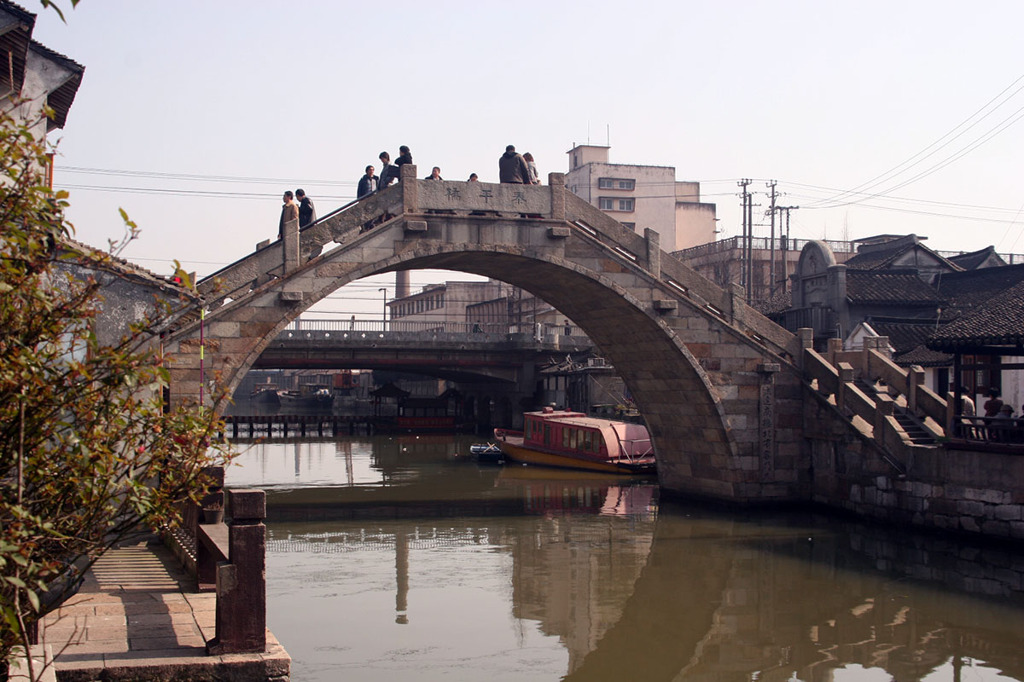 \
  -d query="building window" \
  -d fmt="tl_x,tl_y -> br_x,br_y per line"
598,177 -> 635,190
621,222 -> 636,231
600,197 -> 634,212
